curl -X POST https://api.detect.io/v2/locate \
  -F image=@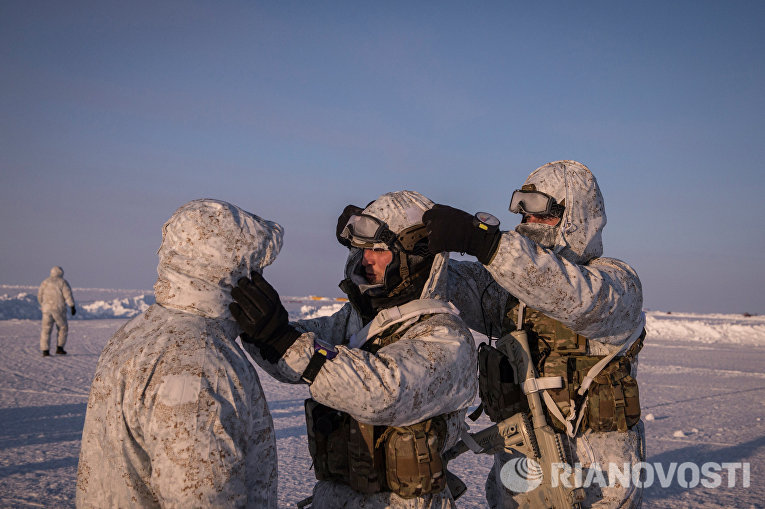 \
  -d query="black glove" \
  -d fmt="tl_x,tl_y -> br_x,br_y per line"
230,272 -> 301,363
336,204 -> 364,247
423,204 -> 502,265
70,306 -> 76,316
